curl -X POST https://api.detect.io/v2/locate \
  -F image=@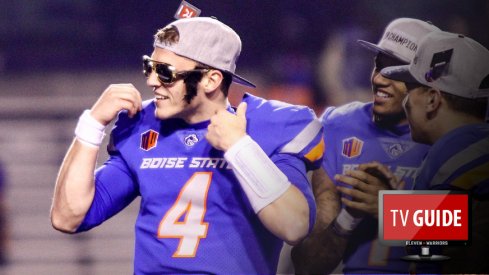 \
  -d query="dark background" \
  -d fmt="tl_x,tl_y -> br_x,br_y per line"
0,2 -> 488,274
1,0 -> 488,107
